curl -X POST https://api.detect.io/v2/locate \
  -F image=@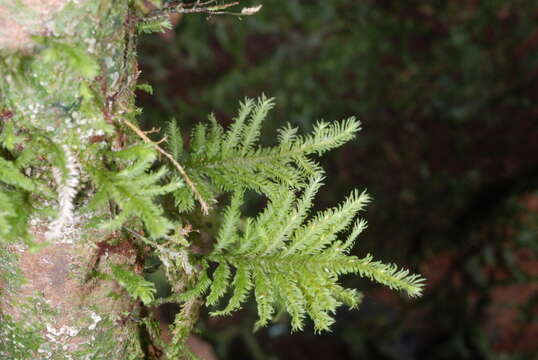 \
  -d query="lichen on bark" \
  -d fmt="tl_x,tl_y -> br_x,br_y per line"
0,0 -> 148,358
